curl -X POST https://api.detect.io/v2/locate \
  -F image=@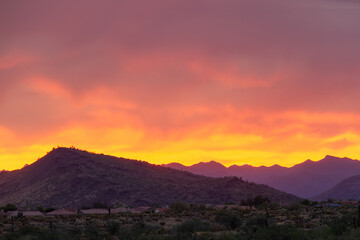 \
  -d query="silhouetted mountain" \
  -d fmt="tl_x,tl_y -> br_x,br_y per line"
165,161 -> 229,177
313,175 -> 360,201
165,162 -> 188,171
0,148 -> 299,208
164,155 -> 360,198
